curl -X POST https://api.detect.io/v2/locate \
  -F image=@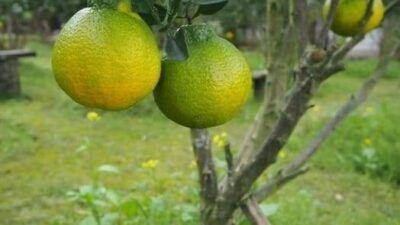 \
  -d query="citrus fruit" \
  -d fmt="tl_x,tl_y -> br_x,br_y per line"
323,0 -> 384,37
52,7 -> 161,110
154,24 -> 252,128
